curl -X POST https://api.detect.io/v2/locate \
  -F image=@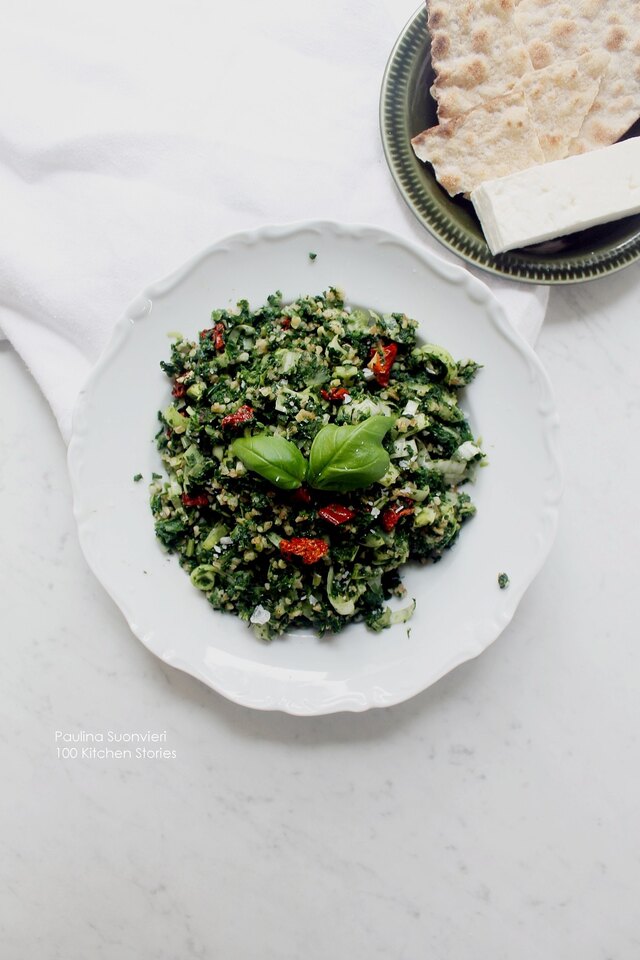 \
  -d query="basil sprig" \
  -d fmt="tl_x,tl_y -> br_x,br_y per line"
307,416 -> 393,491
230,434 -> 307,491
231,415 -> 394,493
